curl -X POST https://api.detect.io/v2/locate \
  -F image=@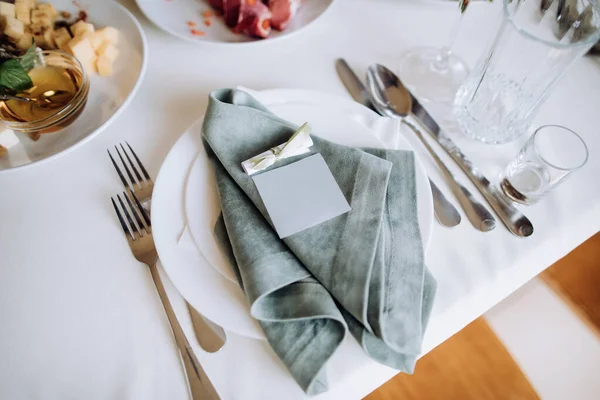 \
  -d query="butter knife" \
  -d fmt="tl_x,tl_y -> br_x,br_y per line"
409,95 -> 534,237
335,58 -> 461,228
